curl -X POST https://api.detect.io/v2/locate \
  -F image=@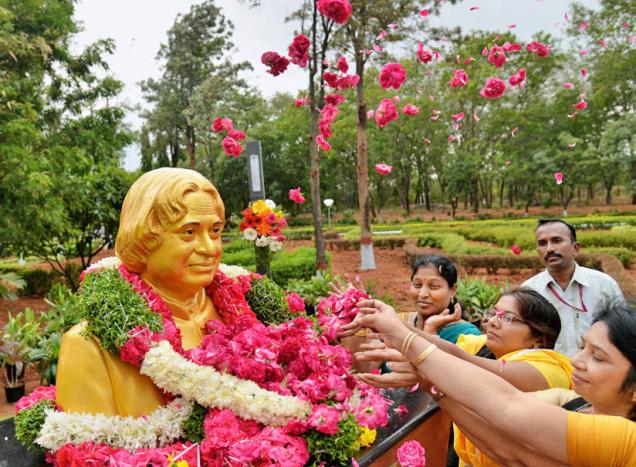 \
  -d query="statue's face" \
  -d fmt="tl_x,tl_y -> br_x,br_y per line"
144,191 -> 224,293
